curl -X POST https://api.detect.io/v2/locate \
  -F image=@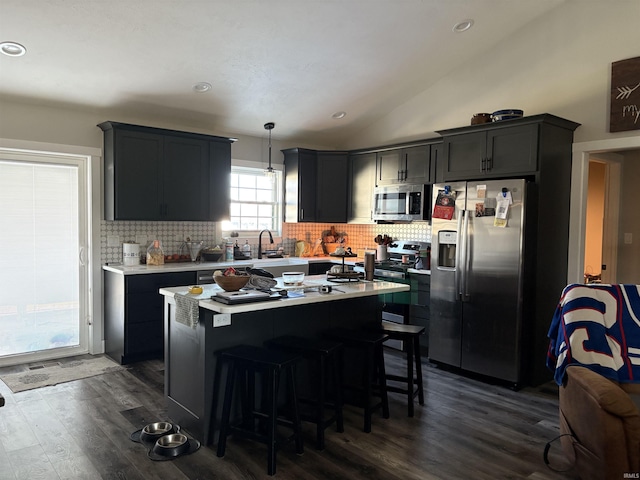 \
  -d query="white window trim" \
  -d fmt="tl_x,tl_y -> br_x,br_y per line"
223,159 -> 284,239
